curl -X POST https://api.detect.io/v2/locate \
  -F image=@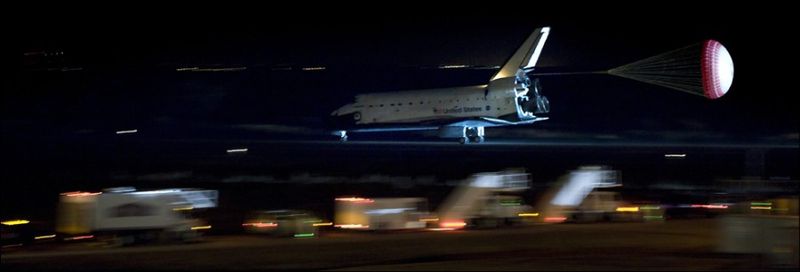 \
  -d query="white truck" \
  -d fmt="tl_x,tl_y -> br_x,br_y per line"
534,166 -> 642,223
56,187 -> 218,245
435,169 -> 533,229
